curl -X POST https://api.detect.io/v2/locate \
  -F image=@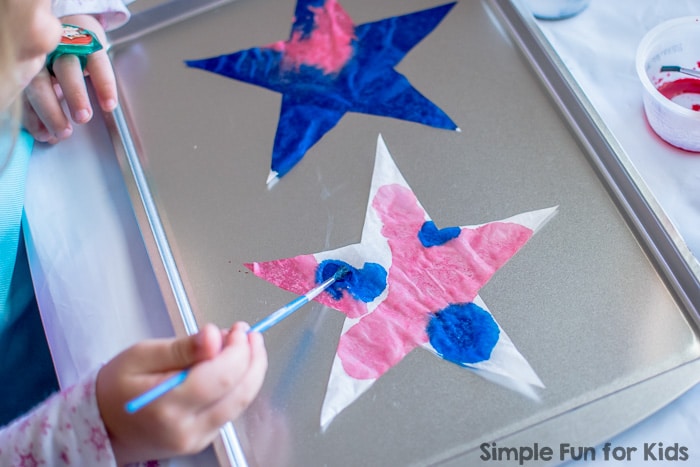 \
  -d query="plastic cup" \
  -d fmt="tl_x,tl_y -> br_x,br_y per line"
636,16 -> 700,152
520,0 -> 590,20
